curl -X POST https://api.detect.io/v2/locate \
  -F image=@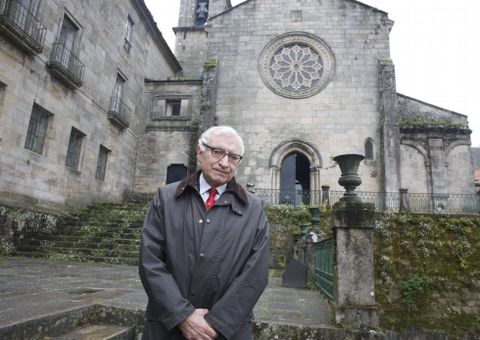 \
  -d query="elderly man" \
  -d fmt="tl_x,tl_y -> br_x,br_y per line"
139,126 -> 270,340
